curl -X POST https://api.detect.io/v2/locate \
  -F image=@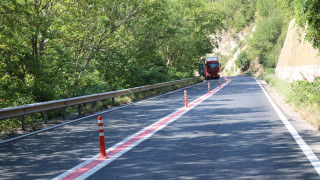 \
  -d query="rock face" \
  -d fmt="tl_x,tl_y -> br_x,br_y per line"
275,19 -> 320,82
